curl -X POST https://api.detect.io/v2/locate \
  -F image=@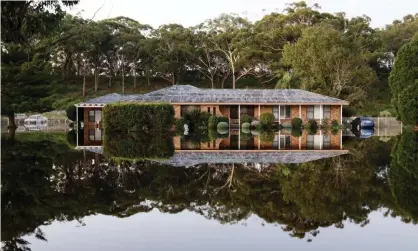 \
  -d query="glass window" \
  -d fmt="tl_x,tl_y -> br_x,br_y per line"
207,107 -> 210,113
273,135 -> 279,148
314,105 -> 321,119
307,106 -> 314,120
272,106 -> 279,119
95,110 -> 102,122
323,105 -> 331,119
307,135 -> 314,149
88,110 -> 95,122
323,135 -> 331,149
279,106 -> 291,118
88,129 -> 95,141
